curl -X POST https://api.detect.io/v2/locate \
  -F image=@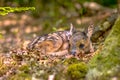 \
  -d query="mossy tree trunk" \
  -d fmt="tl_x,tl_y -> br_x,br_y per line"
86,16 -> 120,80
